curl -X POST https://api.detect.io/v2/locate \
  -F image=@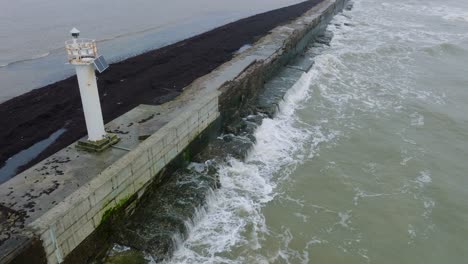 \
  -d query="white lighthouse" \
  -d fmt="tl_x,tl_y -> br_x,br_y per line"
65,28 -> 119,152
